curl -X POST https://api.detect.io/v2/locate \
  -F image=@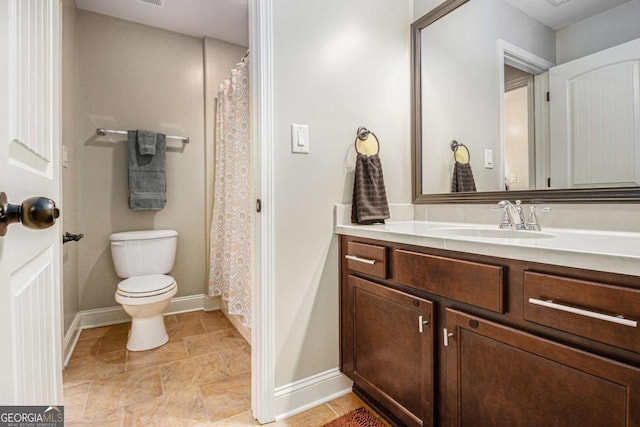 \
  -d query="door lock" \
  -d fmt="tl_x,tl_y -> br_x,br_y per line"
0,192 -> 60,236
